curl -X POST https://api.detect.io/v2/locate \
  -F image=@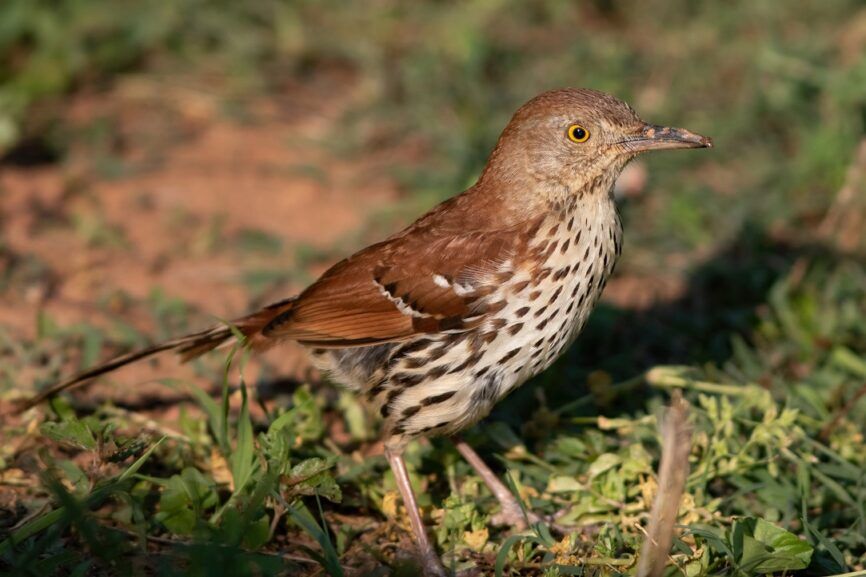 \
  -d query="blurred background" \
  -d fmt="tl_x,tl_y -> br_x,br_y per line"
3,1 -> 866,576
